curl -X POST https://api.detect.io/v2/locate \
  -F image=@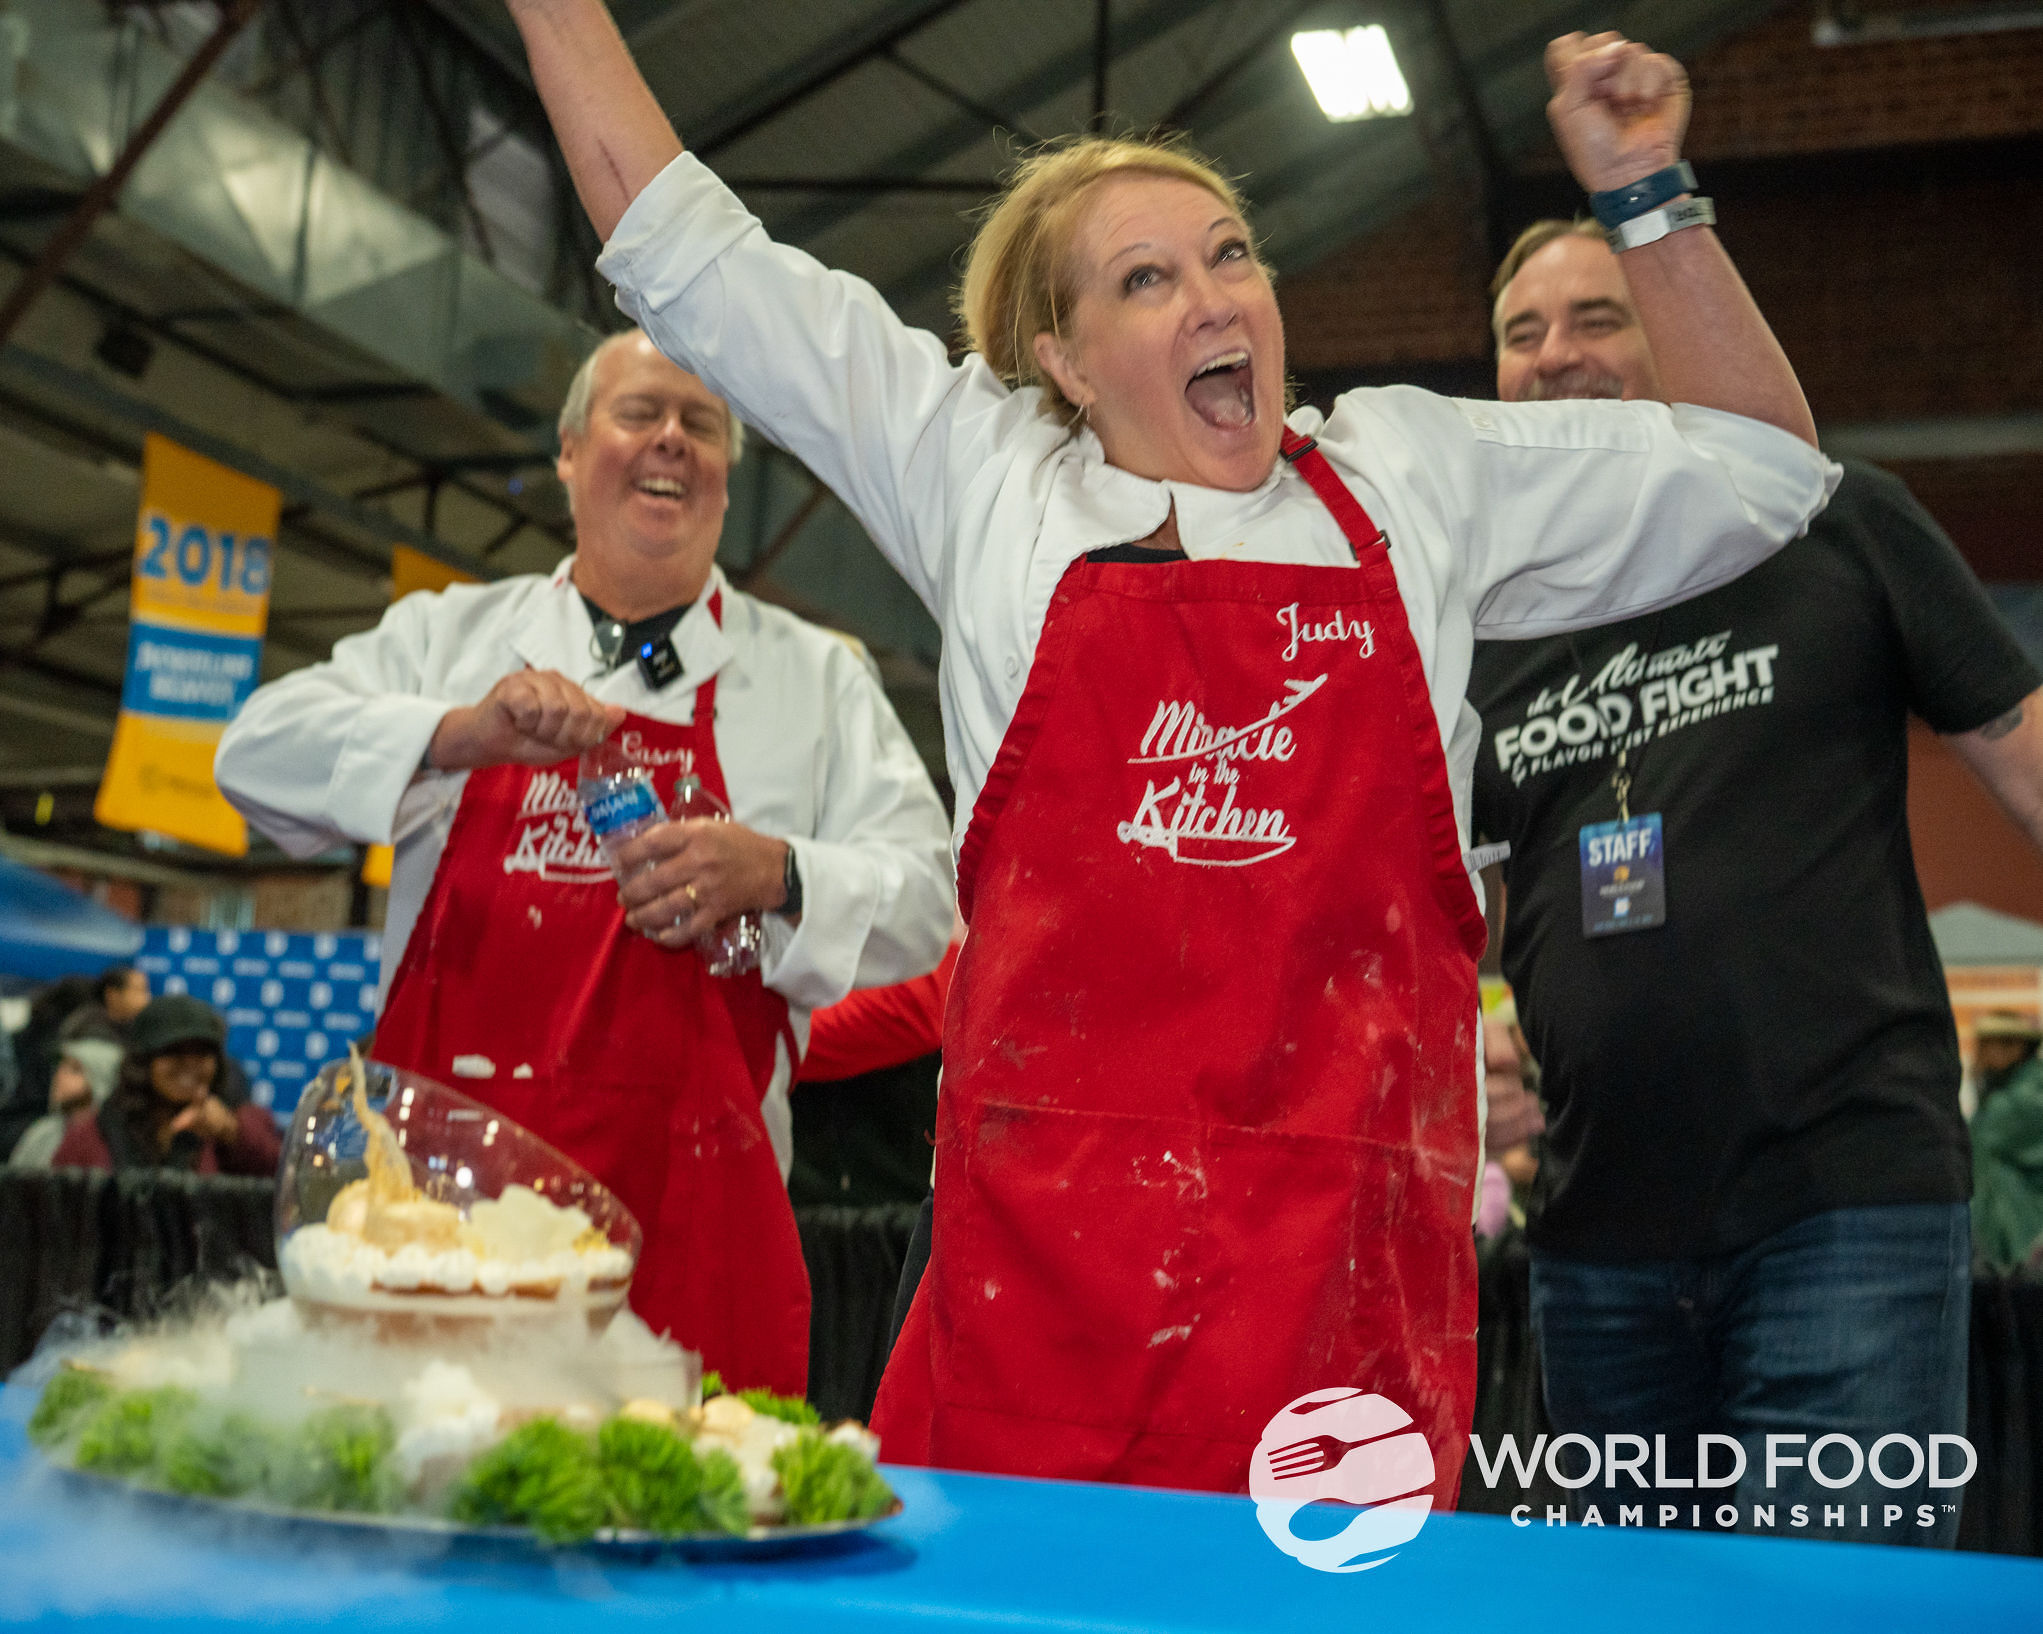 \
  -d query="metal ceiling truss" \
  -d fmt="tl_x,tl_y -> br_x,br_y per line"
225,0 -> 610,325
0,345 -> 497,581
689,0 -> 983,157
0,241 -> 563,562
